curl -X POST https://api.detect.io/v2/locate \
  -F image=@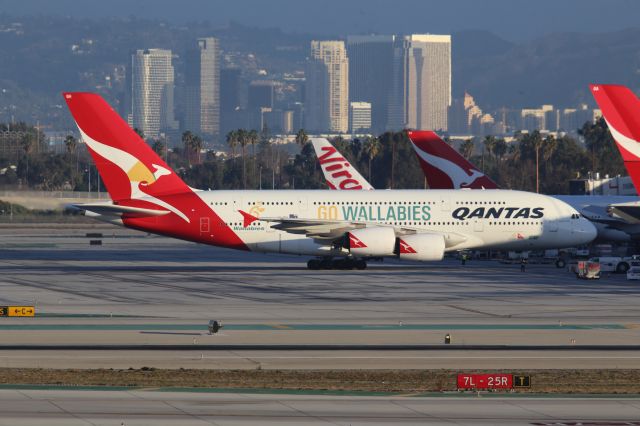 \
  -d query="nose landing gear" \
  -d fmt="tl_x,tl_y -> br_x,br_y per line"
307,258 -> 367,270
